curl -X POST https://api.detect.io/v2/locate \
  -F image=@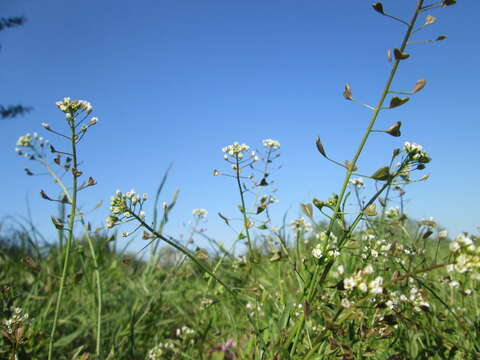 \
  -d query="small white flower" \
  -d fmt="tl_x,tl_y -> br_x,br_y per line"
369,276 -> 383,295
192,208 -> 208,218
262,138 -> 281,150
311,244 -> 323,259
